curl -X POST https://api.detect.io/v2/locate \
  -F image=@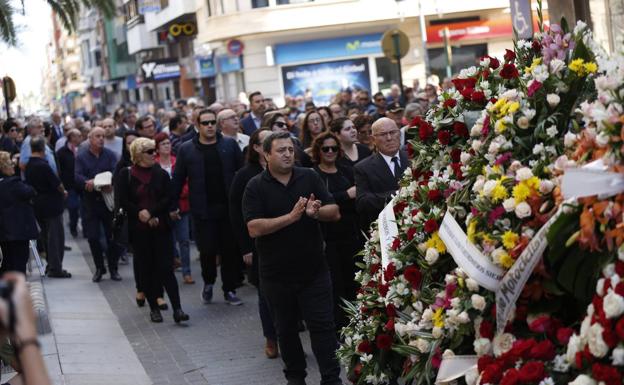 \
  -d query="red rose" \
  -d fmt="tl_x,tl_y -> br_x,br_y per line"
509,338 -> 537,360
514,305 -> 528,322
393,201 -> 407,214
386,303 -> 397,318
616,317 -> 624,340
453,121 -> 468,137
480,363 -> 503,385
528,315 -> 552,334
406,142 -> 414,159
407,227 -> 417,240
437,130 -> 451,145
500,63 -> 519,79
385,318 -> 395,332
500,368 -> 520,385
518,361 -> 545,383
603,321 -> 618,348
460,87 -> 474,100
592,362 -> 622,385
428,189 -> 442,202
384,263 -> 396,282
616,261 -> 624,276
391,237 -> 401,251
504,49 -> 516,62
556,327 -> 574,345
403,265 -> 422,289
375,334 -> 393,350
489,56 -> 500,69
378,283 -> 389,297
529,340 -> 556,360
527,80 -> 542,97
370,263 -> 381,274
357,340 -> 373,353
419,124 -> 433,141
424,219 -> 438,233
478,355 -> 494,372
479,320 -> 495,339
450,148 -> 461,162
471,90 -> 486,104
443,98 -> 457,108
482,69 -> 490,80
532,39 -> 541,52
